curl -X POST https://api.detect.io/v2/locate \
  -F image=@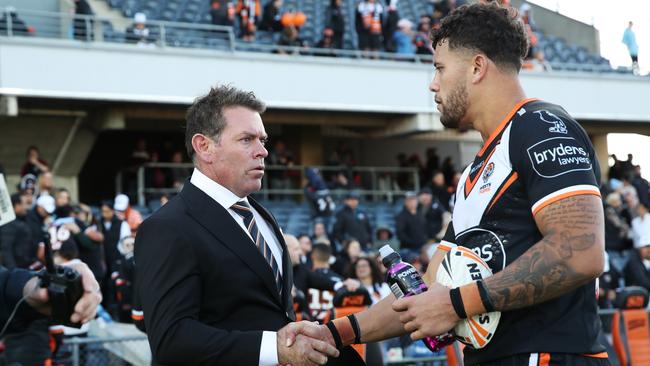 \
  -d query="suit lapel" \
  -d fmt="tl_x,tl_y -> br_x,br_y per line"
180,183 -> 283,307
